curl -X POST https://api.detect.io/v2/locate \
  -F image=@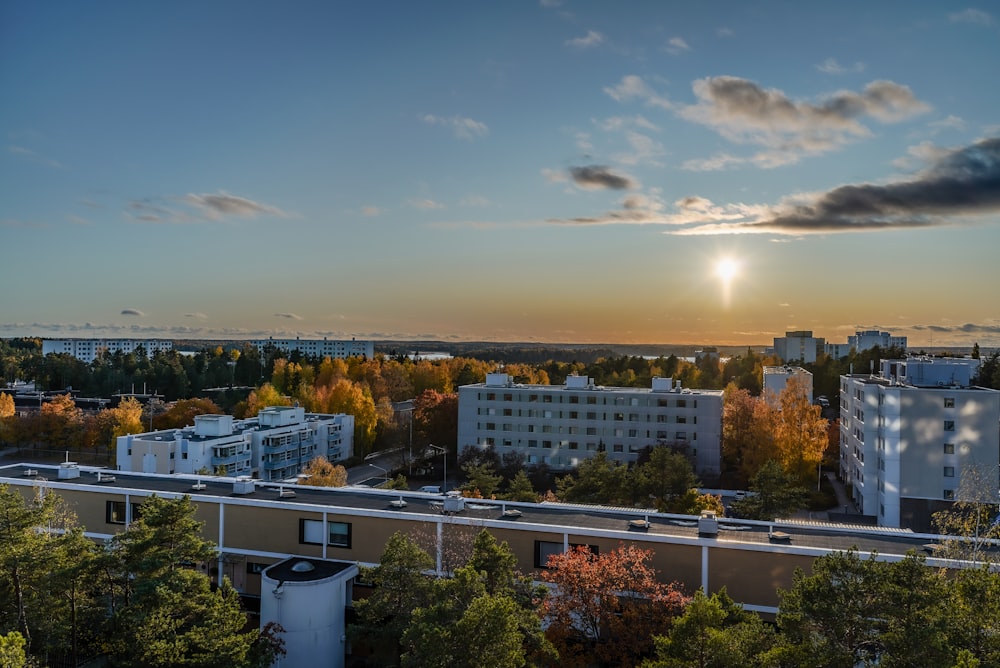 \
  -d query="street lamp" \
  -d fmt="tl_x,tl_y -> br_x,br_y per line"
427,443 -> 447,493
364,452 -> 389,486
